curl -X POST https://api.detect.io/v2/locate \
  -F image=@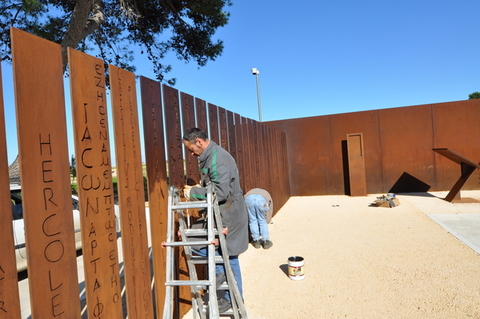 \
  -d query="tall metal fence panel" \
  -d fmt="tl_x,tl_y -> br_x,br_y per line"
1,28 -> 290,319
266,100 -> 480,196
